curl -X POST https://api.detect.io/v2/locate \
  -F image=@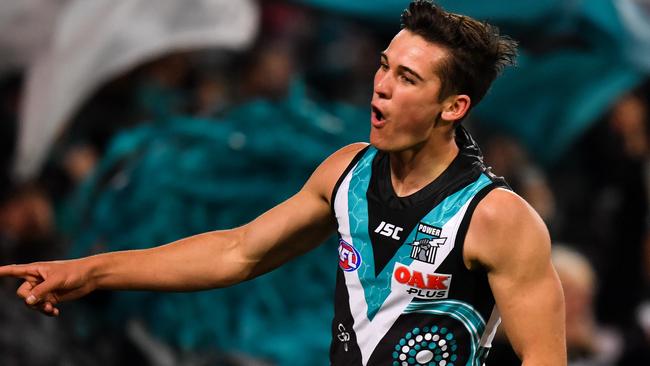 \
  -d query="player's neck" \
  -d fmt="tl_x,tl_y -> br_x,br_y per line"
389,131 -> 459,197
